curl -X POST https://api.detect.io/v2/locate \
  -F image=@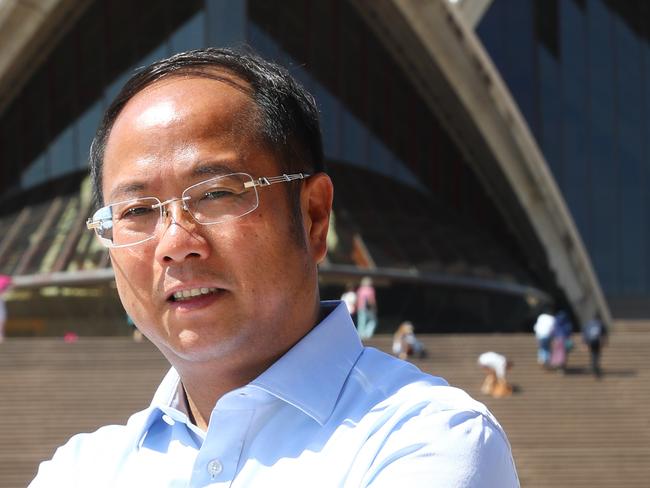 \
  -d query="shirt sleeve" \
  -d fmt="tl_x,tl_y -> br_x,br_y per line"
28,434 -> 84,488
363,408 -> 520,488
28,423 -> 135,488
